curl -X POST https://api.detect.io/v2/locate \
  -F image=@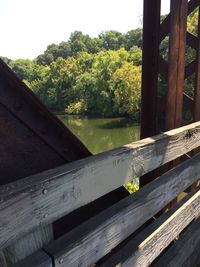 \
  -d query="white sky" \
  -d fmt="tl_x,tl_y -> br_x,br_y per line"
0,0 -> 170,60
